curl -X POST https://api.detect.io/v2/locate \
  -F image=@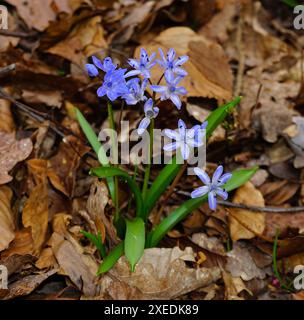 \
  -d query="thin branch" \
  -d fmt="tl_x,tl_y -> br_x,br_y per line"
166,187 -> 304,213
216,200 -> 304,213
0,29 -> 37,38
